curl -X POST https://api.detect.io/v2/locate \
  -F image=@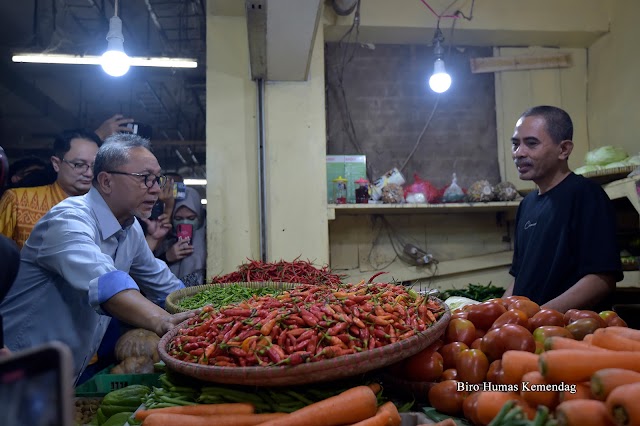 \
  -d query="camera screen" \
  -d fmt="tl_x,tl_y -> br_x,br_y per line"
0,366 -> 62,426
